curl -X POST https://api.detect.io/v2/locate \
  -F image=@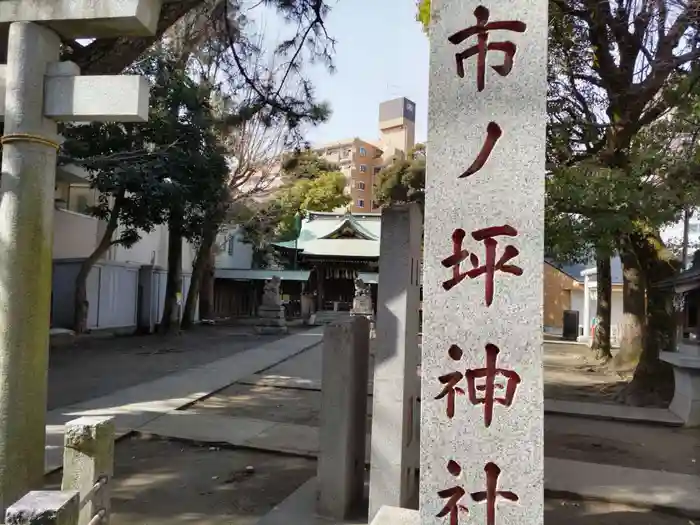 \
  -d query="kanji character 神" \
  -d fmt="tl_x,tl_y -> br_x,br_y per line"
436,460 -> 469,525
441,225 -> 523,306
460,122 -> 502,179
434,344 -> 466,419
465,344 -> 521,427
471,462 -> 519,525
448,6 -> 527,92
